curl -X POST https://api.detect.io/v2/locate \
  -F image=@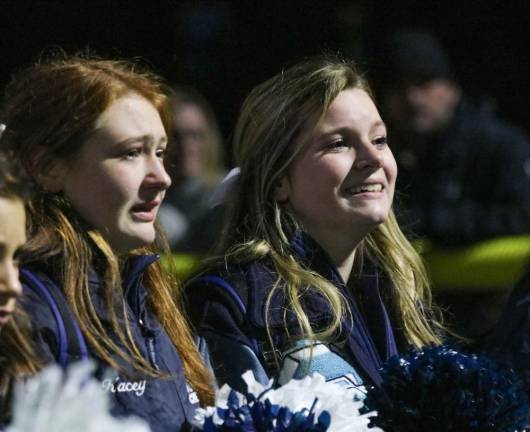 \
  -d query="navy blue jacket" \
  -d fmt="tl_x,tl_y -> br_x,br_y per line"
186,231 -> 403,395
21,255 -> 201,432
